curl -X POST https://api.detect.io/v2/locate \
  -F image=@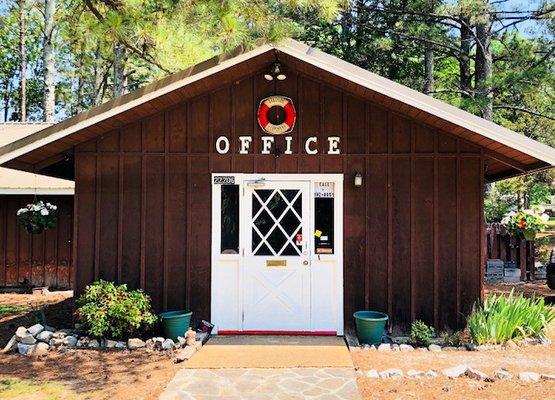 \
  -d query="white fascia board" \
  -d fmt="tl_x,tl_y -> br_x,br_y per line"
0,188 -> 74,195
